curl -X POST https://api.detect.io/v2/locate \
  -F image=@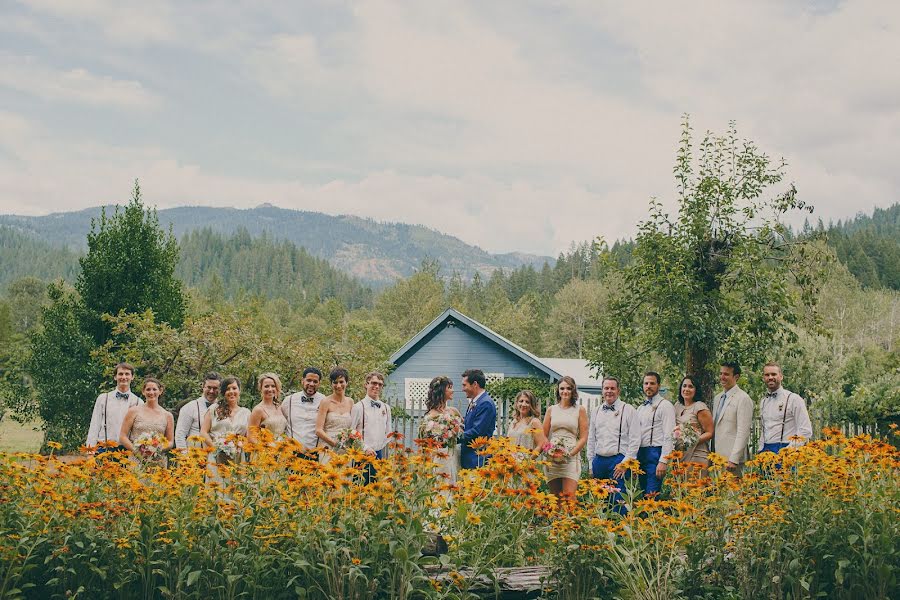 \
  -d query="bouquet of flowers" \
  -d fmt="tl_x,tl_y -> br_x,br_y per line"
214,435 -> 243,463
672,423 -> 700,451
334,428 -> 364,451
134,433 -> 167,464
419,412 -> 464,449
541,439 -> 571,464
